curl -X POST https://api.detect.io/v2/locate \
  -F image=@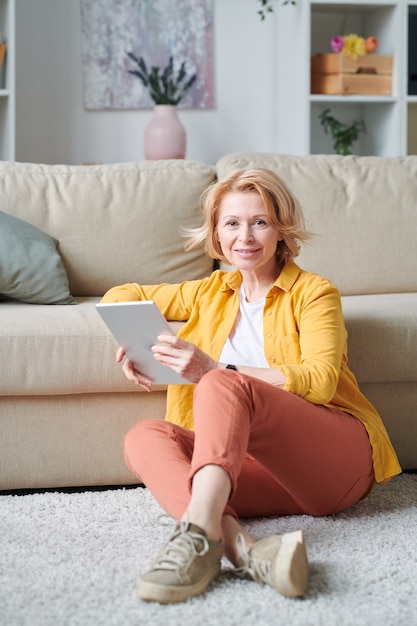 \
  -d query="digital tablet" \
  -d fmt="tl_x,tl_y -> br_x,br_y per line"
96,301 -> 191,385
